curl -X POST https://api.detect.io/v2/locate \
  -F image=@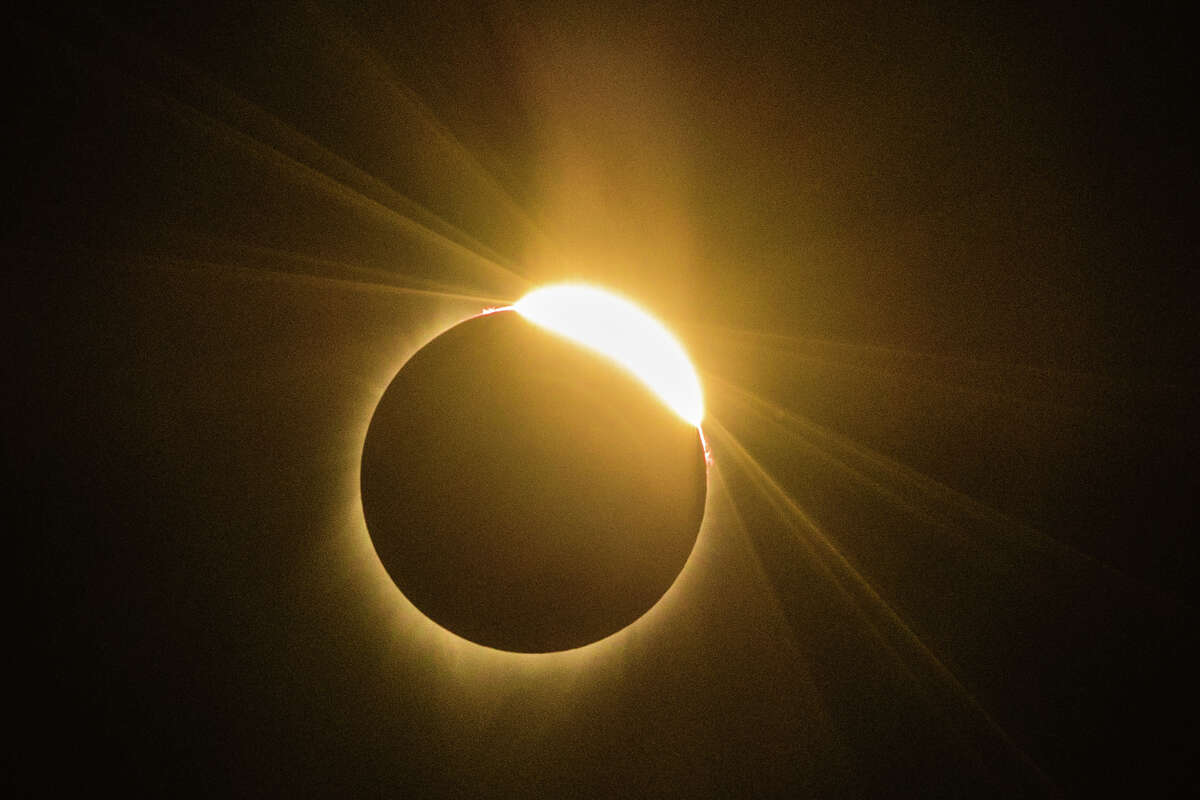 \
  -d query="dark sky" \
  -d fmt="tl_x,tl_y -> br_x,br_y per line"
8,1 -> 1198,795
